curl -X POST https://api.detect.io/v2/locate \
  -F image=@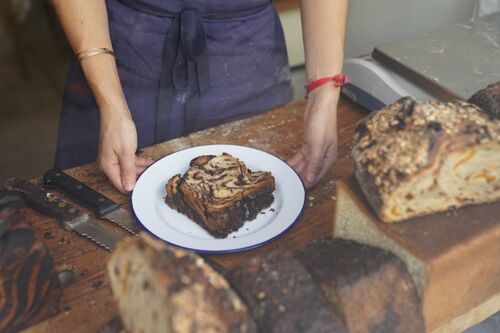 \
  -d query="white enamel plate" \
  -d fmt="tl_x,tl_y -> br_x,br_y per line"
131,144 -> 306,253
